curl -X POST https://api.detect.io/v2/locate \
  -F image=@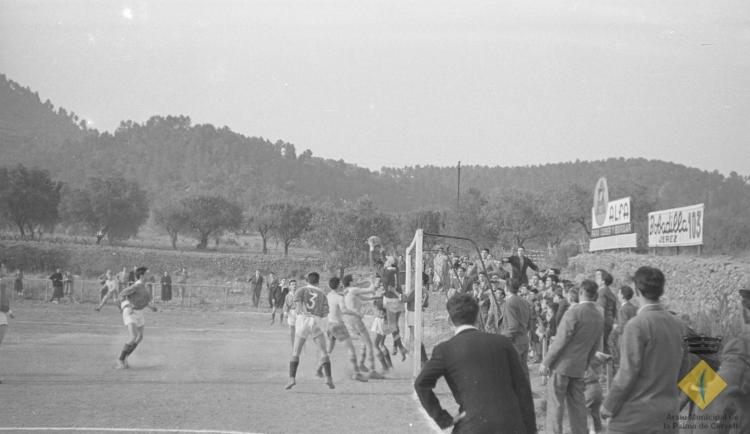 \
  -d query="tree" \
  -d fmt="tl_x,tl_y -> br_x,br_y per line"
181,195 -> 242,249
268,202 -> 312,256
399,209 -> 444,247
153,204 -> 190,249
484,189 -> 551,248
246,204 -> 277,254
58,185 -> 94,233
0,165 -> 63,238
60,177 -> 149,241
306,198 -> 397,276
446,188 -> 497,248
